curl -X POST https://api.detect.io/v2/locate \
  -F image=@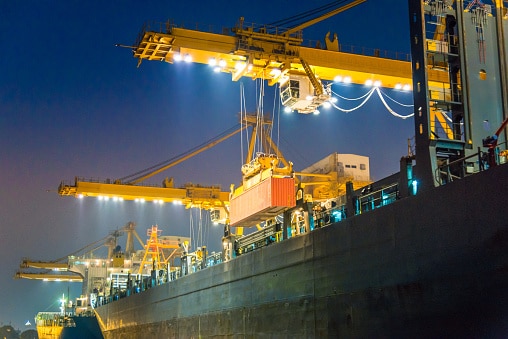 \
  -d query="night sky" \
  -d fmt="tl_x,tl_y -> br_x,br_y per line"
1,0 -> 413,330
